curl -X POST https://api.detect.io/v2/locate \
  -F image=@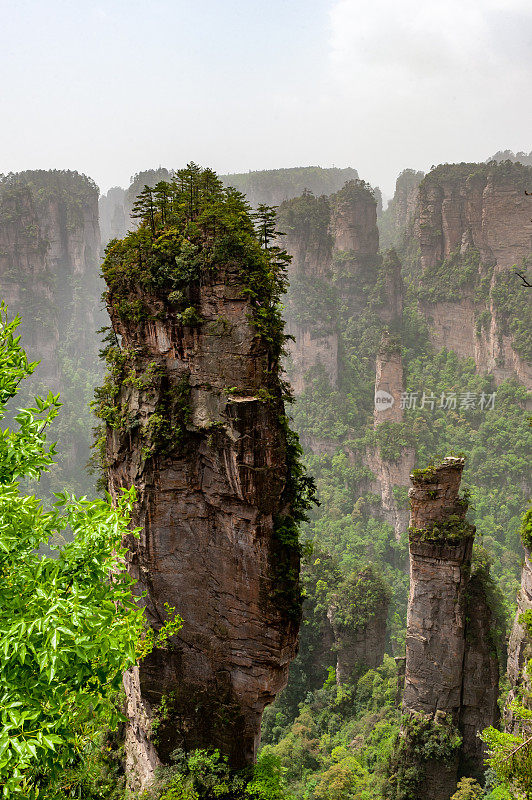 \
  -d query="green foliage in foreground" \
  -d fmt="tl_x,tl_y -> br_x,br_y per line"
262,656 -> 401,799
0,305 -> 181,797
138,748 -> 292,800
